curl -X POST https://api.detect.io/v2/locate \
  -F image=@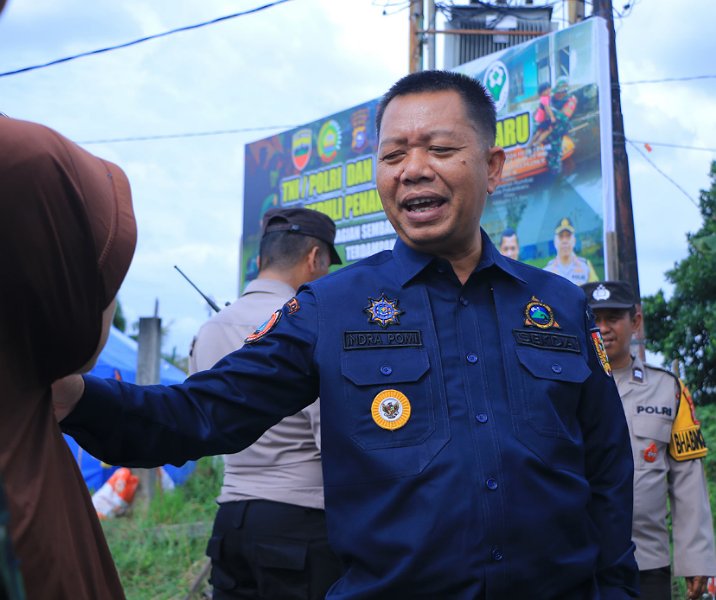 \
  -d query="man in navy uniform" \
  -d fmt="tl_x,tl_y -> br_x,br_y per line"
55,70 -> 638,598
